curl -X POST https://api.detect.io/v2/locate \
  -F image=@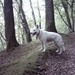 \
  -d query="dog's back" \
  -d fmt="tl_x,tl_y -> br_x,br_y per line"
39,29 -> 62,42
